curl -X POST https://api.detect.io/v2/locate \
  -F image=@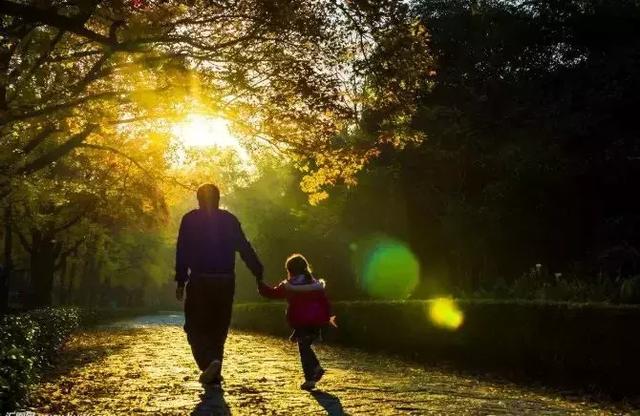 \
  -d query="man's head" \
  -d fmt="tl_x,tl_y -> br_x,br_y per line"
197,183 -> 220,210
